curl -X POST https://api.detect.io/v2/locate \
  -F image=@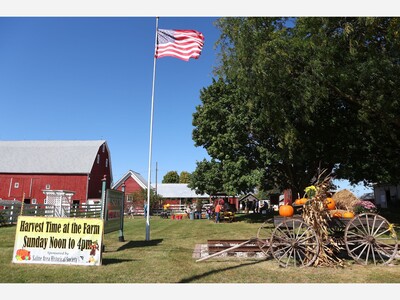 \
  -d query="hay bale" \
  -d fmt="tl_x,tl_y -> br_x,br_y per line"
332,189 -> 360,211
